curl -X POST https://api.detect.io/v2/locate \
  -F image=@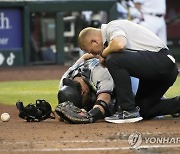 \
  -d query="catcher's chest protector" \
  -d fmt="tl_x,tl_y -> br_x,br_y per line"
68,58 -> 98,91
67,59 -> 99,110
